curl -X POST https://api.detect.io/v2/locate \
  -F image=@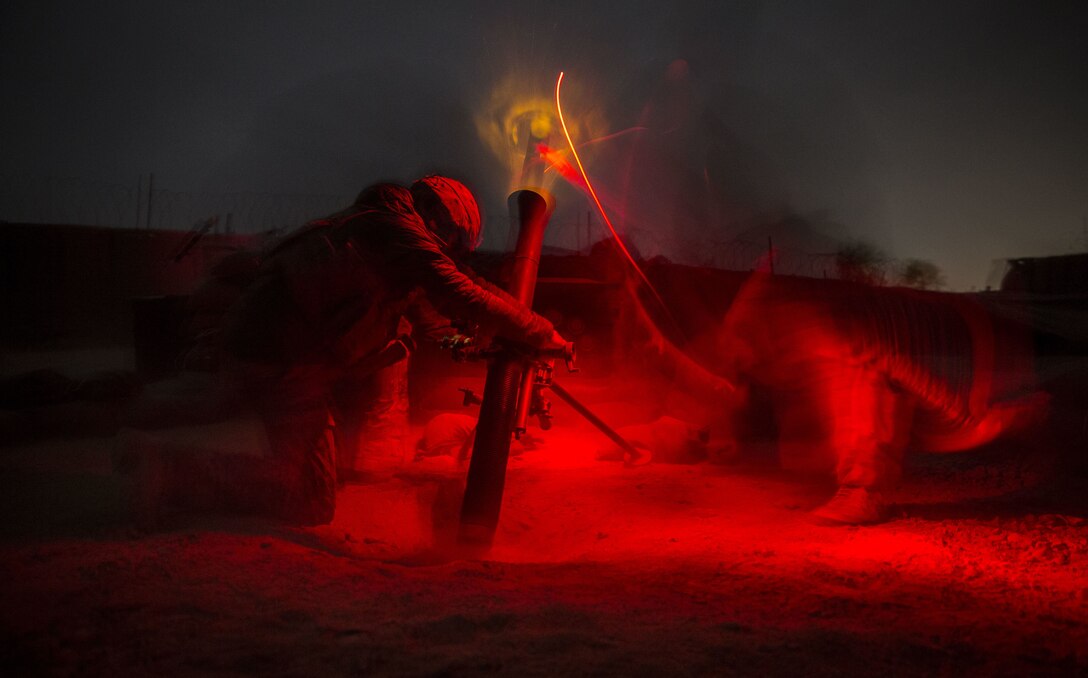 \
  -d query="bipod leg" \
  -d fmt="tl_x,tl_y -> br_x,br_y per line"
546,380 -> 647,465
